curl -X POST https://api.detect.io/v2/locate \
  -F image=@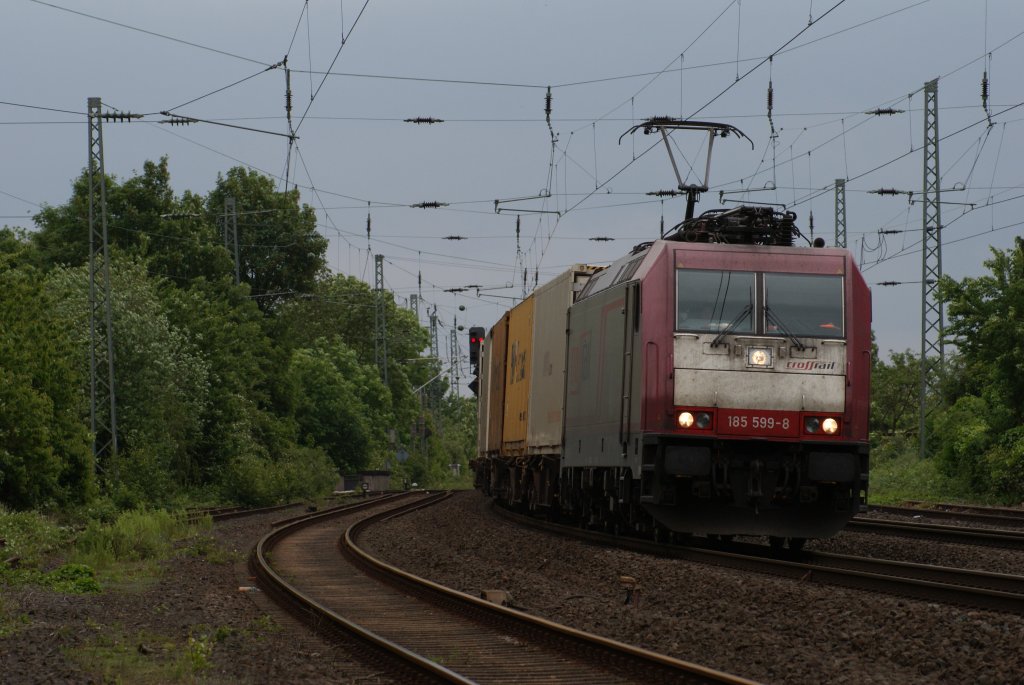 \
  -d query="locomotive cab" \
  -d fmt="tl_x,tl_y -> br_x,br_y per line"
644,245 -> 870,538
